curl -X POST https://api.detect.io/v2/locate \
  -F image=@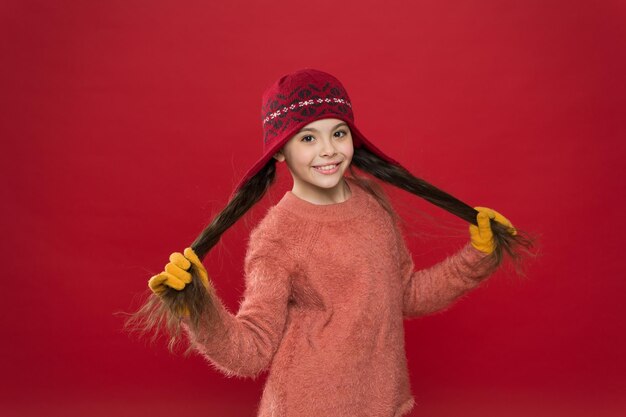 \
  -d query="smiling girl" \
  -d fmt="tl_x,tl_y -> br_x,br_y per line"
125,68 -> 534,417
273,118 -> 353,204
